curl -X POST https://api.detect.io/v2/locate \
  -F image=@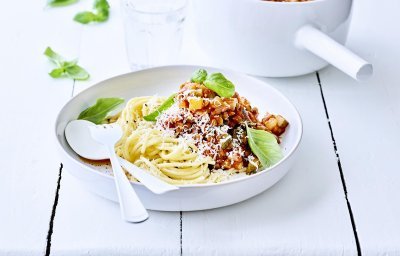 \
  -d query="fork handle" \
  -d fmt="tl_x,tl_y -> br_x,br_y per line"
107,146 -> 149,223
